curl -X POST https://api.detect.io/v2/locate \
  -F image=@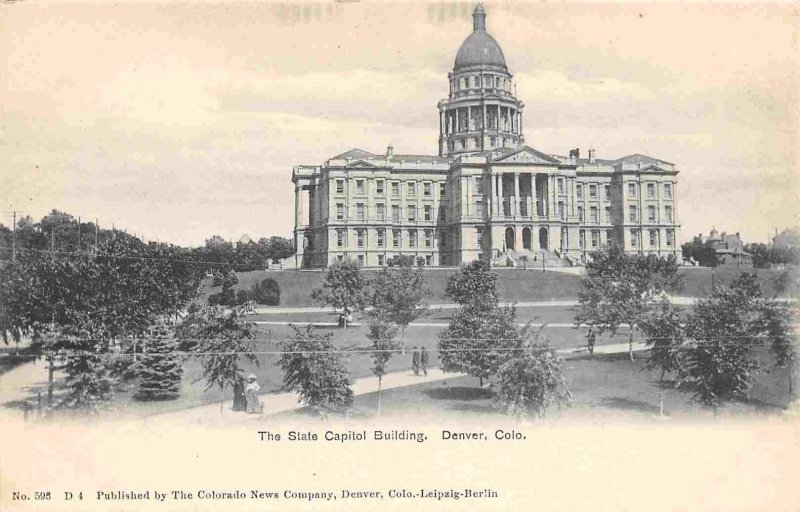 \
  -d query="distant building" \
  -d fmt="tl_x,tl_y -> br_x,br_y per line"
292,6 -> 682,268
238,234 -> 253,245
772,227 -> 800,249
698,228 -> 752,267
